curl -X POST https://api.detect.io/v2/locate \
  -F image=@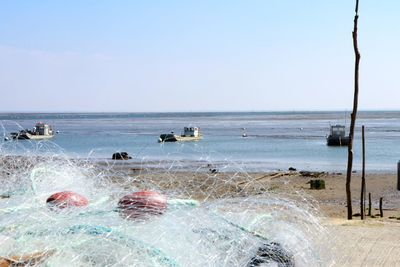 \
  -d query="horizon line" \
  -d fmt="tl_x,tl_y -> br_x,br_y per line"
0,109 -> 399,114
